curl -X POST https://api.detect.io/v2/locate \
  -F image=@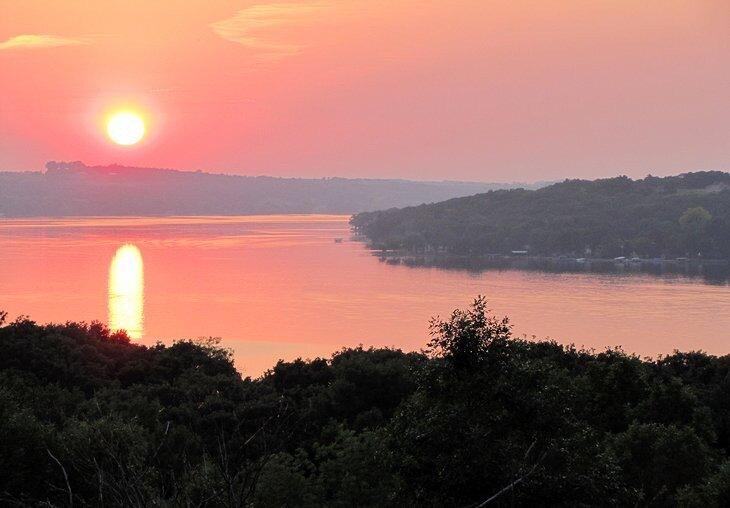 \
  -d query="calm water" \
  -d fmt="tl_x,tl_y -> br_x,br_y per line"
1,216 -> 729,375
